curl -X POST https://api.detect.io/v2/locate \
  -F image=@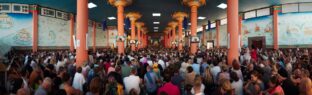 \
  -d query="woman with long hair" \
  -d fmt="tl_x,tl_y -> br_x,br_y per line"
191,75 -> 205,95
